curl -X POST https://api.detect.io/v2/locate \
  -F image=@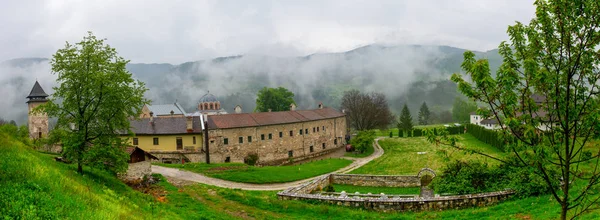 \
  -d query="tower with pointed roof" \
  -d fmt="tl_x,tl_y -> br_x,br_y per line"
26,81 -> 49,139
